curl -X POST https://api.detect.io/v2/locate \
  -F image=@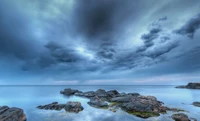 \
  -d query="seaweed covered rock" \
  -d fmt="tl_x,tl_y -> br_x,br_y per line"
0,106 -> 26,121
120,96 -> 167,118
